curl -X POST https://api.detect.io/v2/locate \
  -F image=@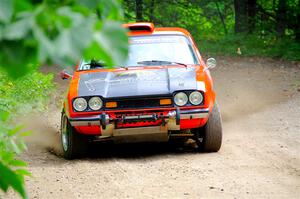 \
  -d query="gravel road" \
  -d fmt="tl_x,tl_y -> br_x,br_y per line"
4,56 -> 300,199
